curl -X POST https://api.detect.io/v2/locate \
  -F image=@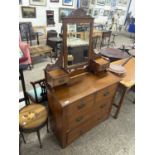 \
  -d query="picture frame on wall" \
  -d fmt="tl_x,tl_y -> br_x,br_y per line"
19,0 -> 22,5
59,8 -> 74,23
29,0 -> 47,6
80,0 -> 90,8
91,0 -> 96,5
93,8 -> 99,17
117,0 -> 128,6
105,0 -> 111,5
21,6 -> 36,18
97,0 -> 105,6
103,10 -> 110,16
99,9 -> 104,16
46,10 -> 55,26
50,0 -> 59,2
62,0 -> 73,6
